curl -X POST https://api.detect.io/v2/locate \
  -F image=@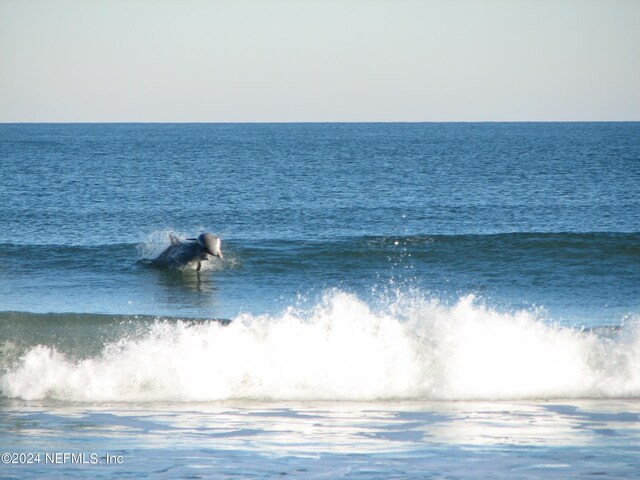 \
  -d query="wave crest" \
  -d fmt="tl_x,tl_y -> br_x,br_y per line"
2,292 -> 639,402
